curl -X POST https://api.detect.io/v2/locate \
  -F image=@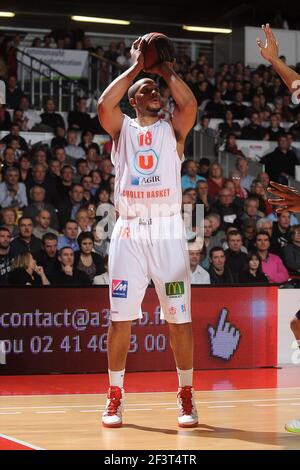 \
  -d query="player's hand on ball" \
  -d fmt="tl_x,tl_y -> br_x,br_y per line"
130,37 -> 145,70
256,23 -> 279,63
